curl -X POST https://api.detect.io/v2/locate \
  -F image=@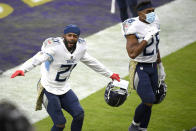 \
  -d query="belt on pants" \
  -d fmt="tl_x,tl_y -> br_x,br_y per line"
137,62 -> 157,67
